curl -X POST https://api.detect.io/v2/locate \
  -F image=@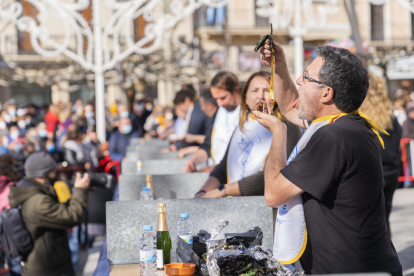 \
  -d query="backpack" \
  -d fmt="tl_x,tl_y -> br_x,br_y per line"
0,207 -> 33,259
